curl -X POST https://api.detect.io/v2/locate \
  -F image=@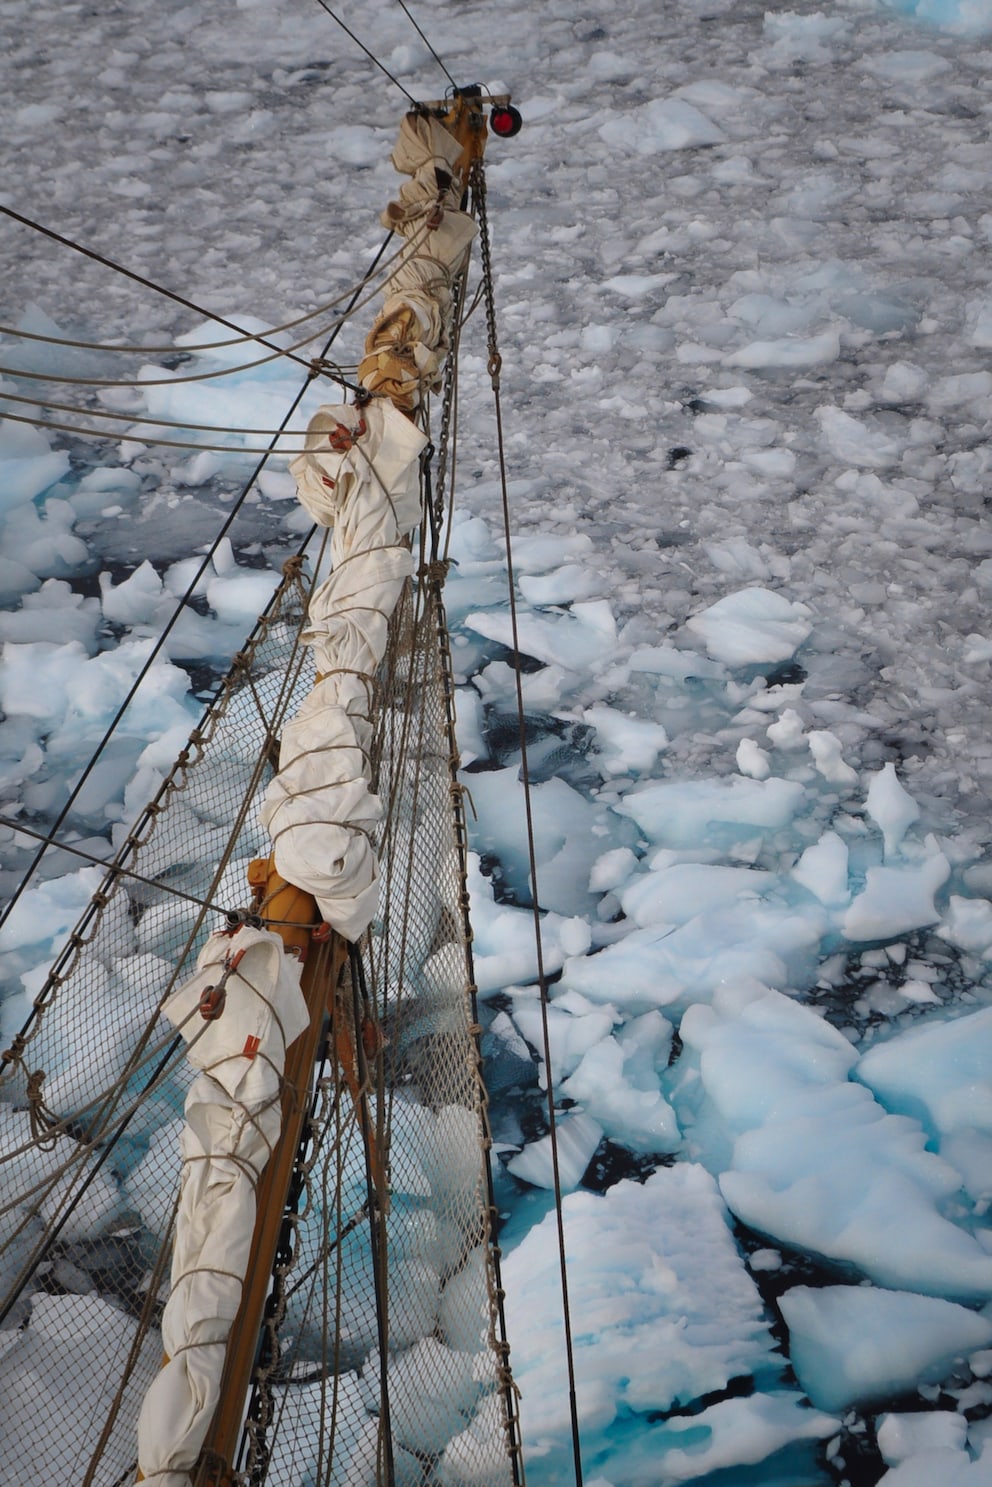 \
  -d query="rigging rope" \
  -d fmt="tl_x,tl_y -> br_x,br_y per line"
473,155 -> 585,1487
0,232 -> 395,936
